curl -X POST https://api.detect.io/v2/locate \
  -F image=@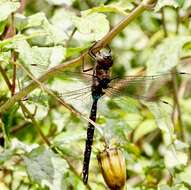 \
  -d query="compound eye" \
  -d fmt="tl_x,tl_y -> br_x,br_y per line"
103,55 -> 109,59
